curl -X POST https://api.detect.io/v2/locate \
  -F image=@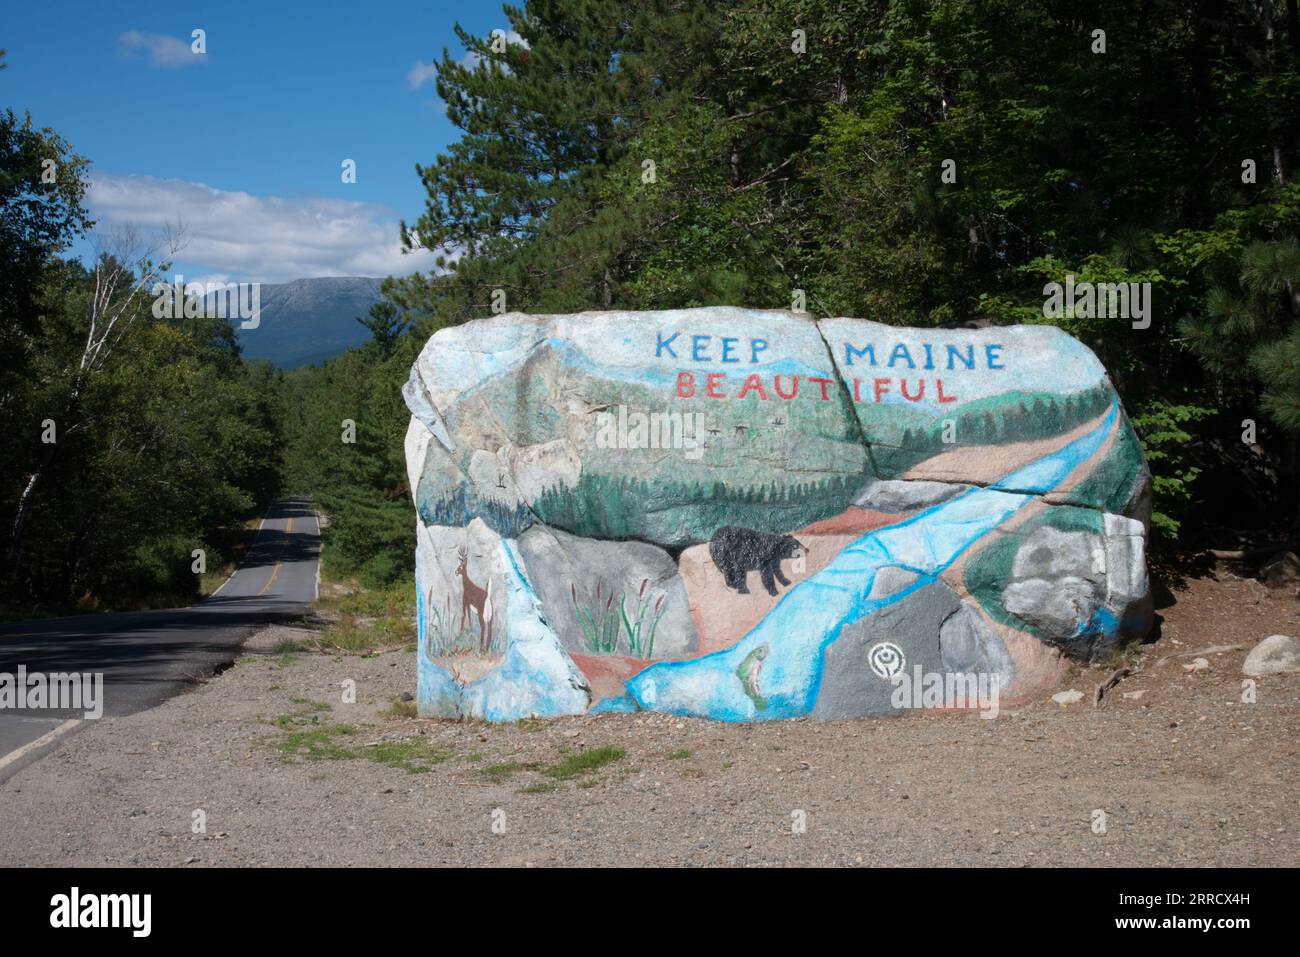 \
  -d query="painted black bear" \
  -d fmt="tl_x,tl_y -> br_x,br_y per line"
709,525 -> 805,597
